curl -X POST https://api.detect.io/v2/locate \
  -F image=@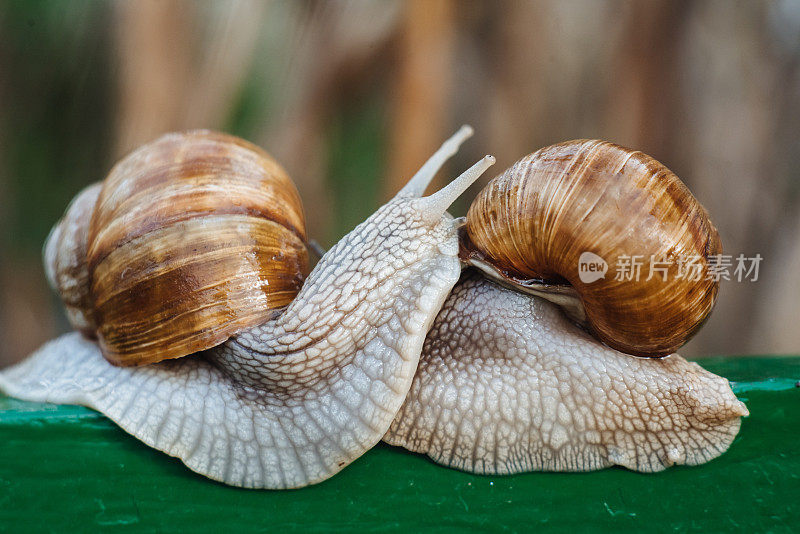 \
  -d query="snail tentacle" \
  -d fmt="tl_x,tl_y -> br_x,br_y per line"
416,155 -> 495,223
397,124 -> 473,198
